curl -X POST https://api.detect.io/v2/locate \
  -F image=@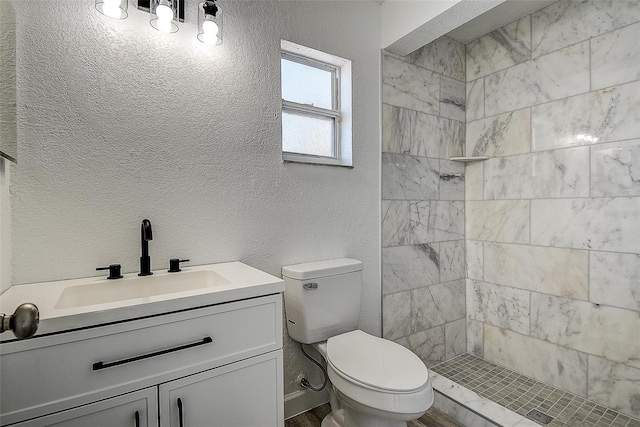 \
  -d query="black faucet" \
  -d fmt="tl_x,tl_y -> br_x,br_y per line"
139,219 -> 153,276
